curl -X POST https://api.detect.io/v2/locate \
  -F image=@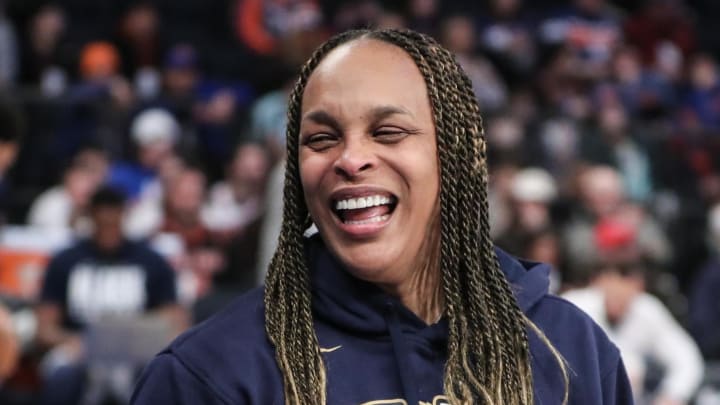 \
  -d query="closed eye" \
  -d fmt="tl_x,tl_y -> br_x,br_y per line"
373,126 -> 418,143
302,132 -> 339,151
